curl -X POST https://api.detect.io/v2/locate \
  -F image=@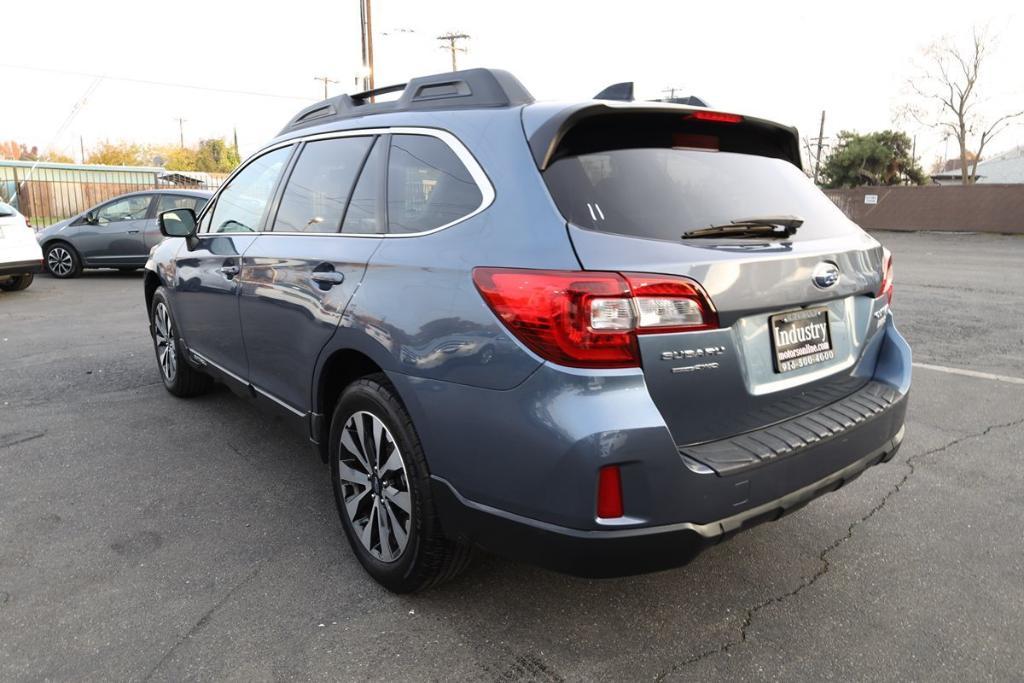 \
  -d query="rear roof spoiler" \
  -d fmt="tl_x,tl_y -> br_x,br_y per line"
279,68 -> 534,135
527,102 -> 802,171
